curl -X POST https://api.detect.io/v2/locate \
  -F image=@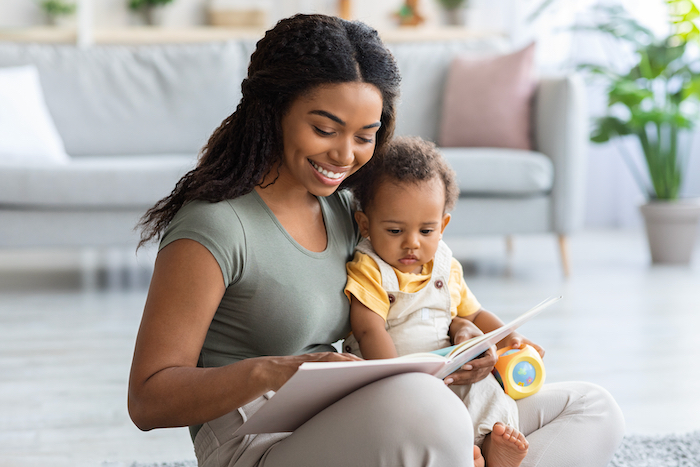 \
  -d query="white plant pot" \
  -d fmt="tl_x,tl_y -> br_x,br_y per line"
130,6 -> 168,26
640,200 -> 700,265
441,7 -> 468,26
46,14 -> 76,28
